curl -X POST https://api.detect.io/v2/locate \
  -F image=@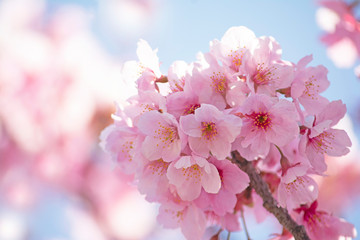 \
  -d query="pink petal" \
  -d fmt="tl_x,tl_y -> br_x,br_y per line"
137,110 -> 164,136
309,120 -> 332,138
161,139 -> 181,162
221,162 -> 249,193
297,55 -> 313,69
194,104 -> 223,122
316,100 -> 347,126
157,203 -> 184,229
167,159 -> 202,201
188,137 -> 210,158
181,205 -> 207,240
209,139 -> 231,160
180,114 -> 202,137
201,163 -> 221,194
299,95 -> 329,115
141,136 -> 163,160
210,188 -> 237,216
218,115 -> 242,142
325,129 -> 351,156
